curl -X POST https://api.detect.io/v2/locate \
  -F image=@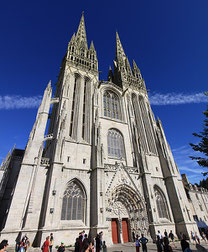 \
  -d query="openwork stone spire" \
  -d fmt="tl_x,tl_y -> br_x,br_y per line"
132,59 -> 142,79
67,13 -> 98,72
89,40 -> 95,51
75,12 -> 88,49
115,32 -> 126,64
112,32 -> 146,91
